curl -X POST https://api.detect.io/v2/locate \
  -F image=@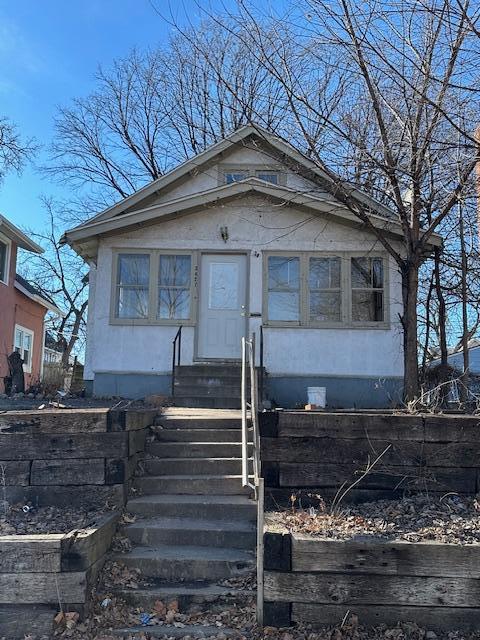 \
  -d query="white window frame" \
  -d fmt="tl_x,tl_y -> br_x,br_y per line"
0,231 -> 11,286
110,249 -> 197,326
263,251 -> 390,329
14,324 -> 34,373
219,164 -> 286,186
